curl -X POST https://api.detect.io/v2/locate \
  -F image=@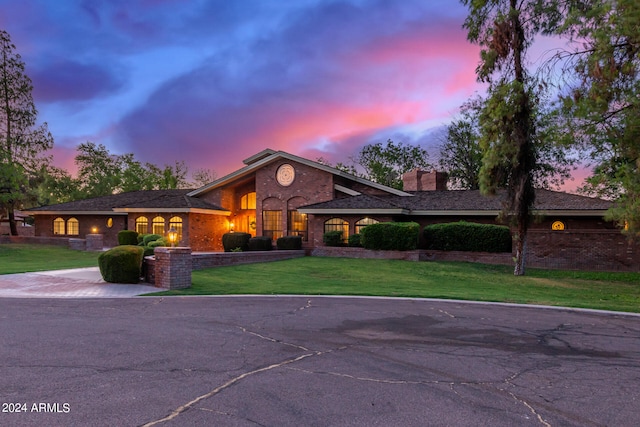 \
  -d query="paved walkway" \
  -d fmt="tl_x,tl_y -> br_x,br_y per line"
0,267 -> 158,298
